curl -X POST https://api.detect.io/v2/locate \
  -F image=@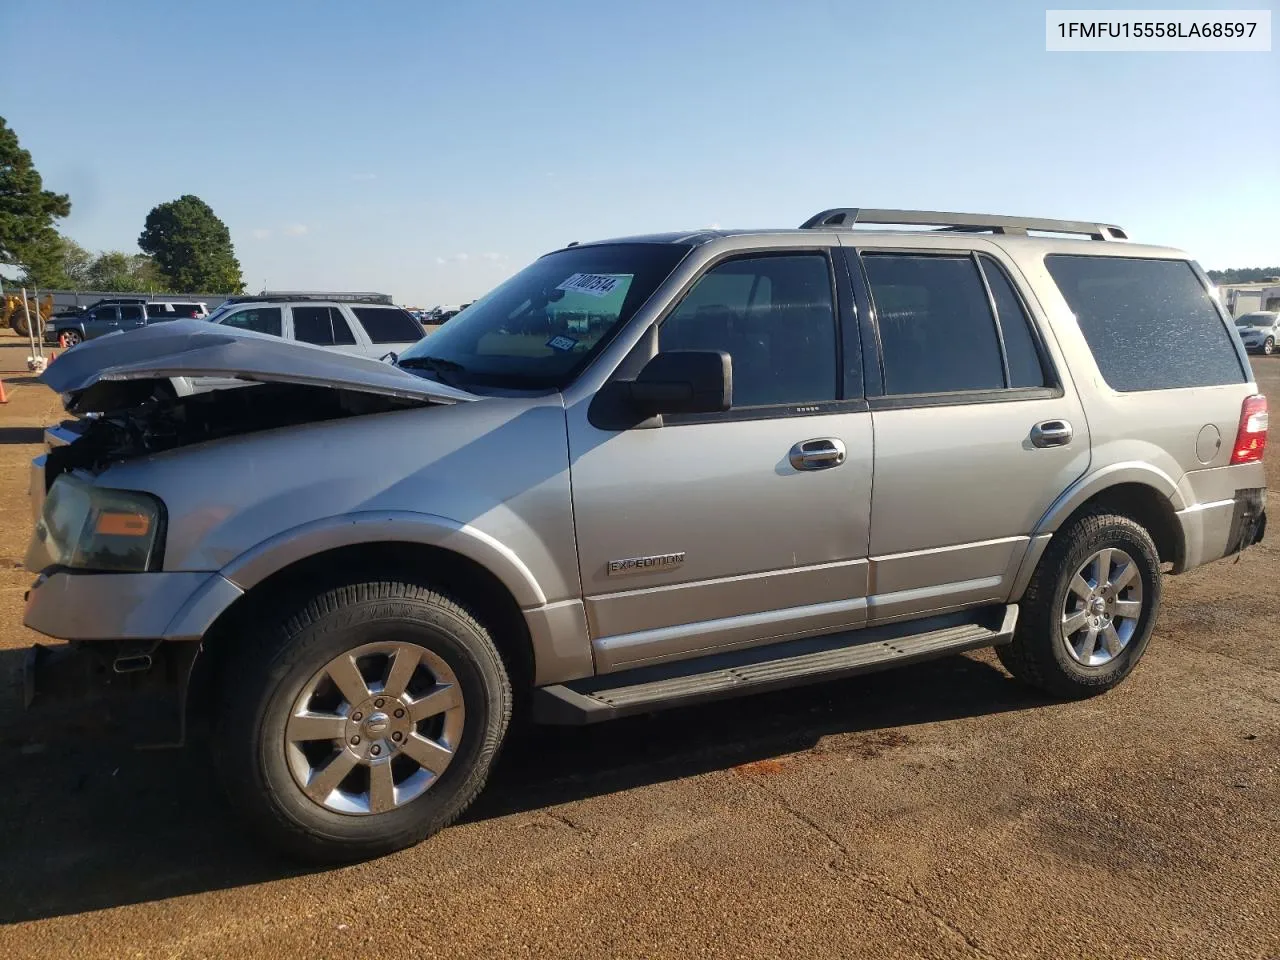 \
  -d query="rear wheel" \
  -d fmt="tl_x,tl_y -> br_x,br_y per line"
213,580 -> 511,864
60,329 -> 83,347
998,512 -> 1161,699
1264,337 -> 1275,356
